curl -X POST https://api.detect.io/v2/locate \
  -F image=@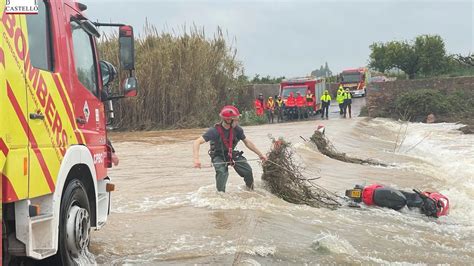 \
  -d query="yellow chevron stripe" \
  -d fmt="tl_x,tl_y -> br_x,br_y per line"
56,75 -> 86,144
